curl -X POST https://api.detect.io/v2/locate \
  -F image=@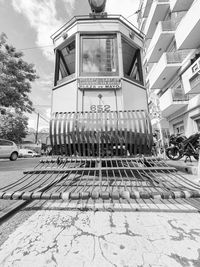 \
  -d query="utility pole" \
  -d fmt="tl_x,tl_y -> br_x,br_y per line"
35,113 -> 40,144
